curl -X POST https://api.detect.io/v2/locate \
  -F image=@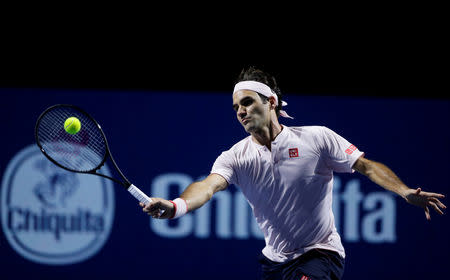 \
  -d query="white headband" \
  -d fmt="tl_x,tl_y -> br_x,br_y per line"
233,80 -> 293,119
